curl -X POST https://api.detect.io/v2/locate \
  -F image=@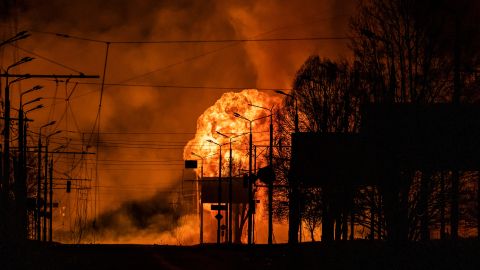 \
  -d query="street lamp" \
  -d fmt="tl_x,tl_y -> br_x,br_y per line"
21,102 -> 44,183
275,90 -> 299,133
248,103 -> 275,245
0,31 -> 30,47
19,86 -> 43,194
191,151 -> 204,244
206,139 -> 227,245
37,121 -> 55,241
233,112 -> 270,244
8,75 -> 29,86
4,57 -> 34,157
216,131 -> 248,244
2,57 -> 34,241
23,97 -> 42,108
21,85 -> 43,99
20,89 -> 43,156
7,57 -> 34,72
25,104 -> 44,114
